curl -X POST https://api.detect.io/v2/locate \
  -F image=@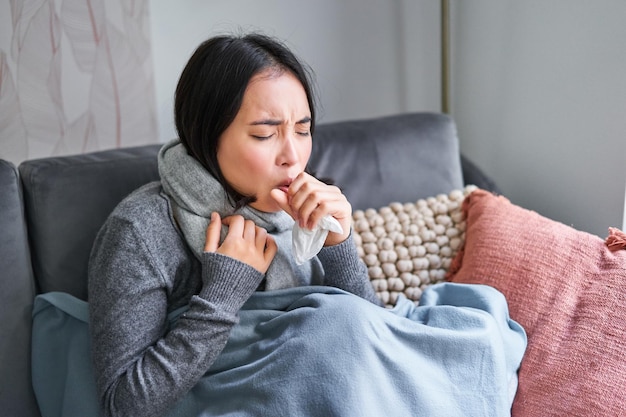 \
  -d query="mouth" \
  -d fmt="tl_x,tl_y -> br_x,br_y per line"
276,179 -> 293,194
